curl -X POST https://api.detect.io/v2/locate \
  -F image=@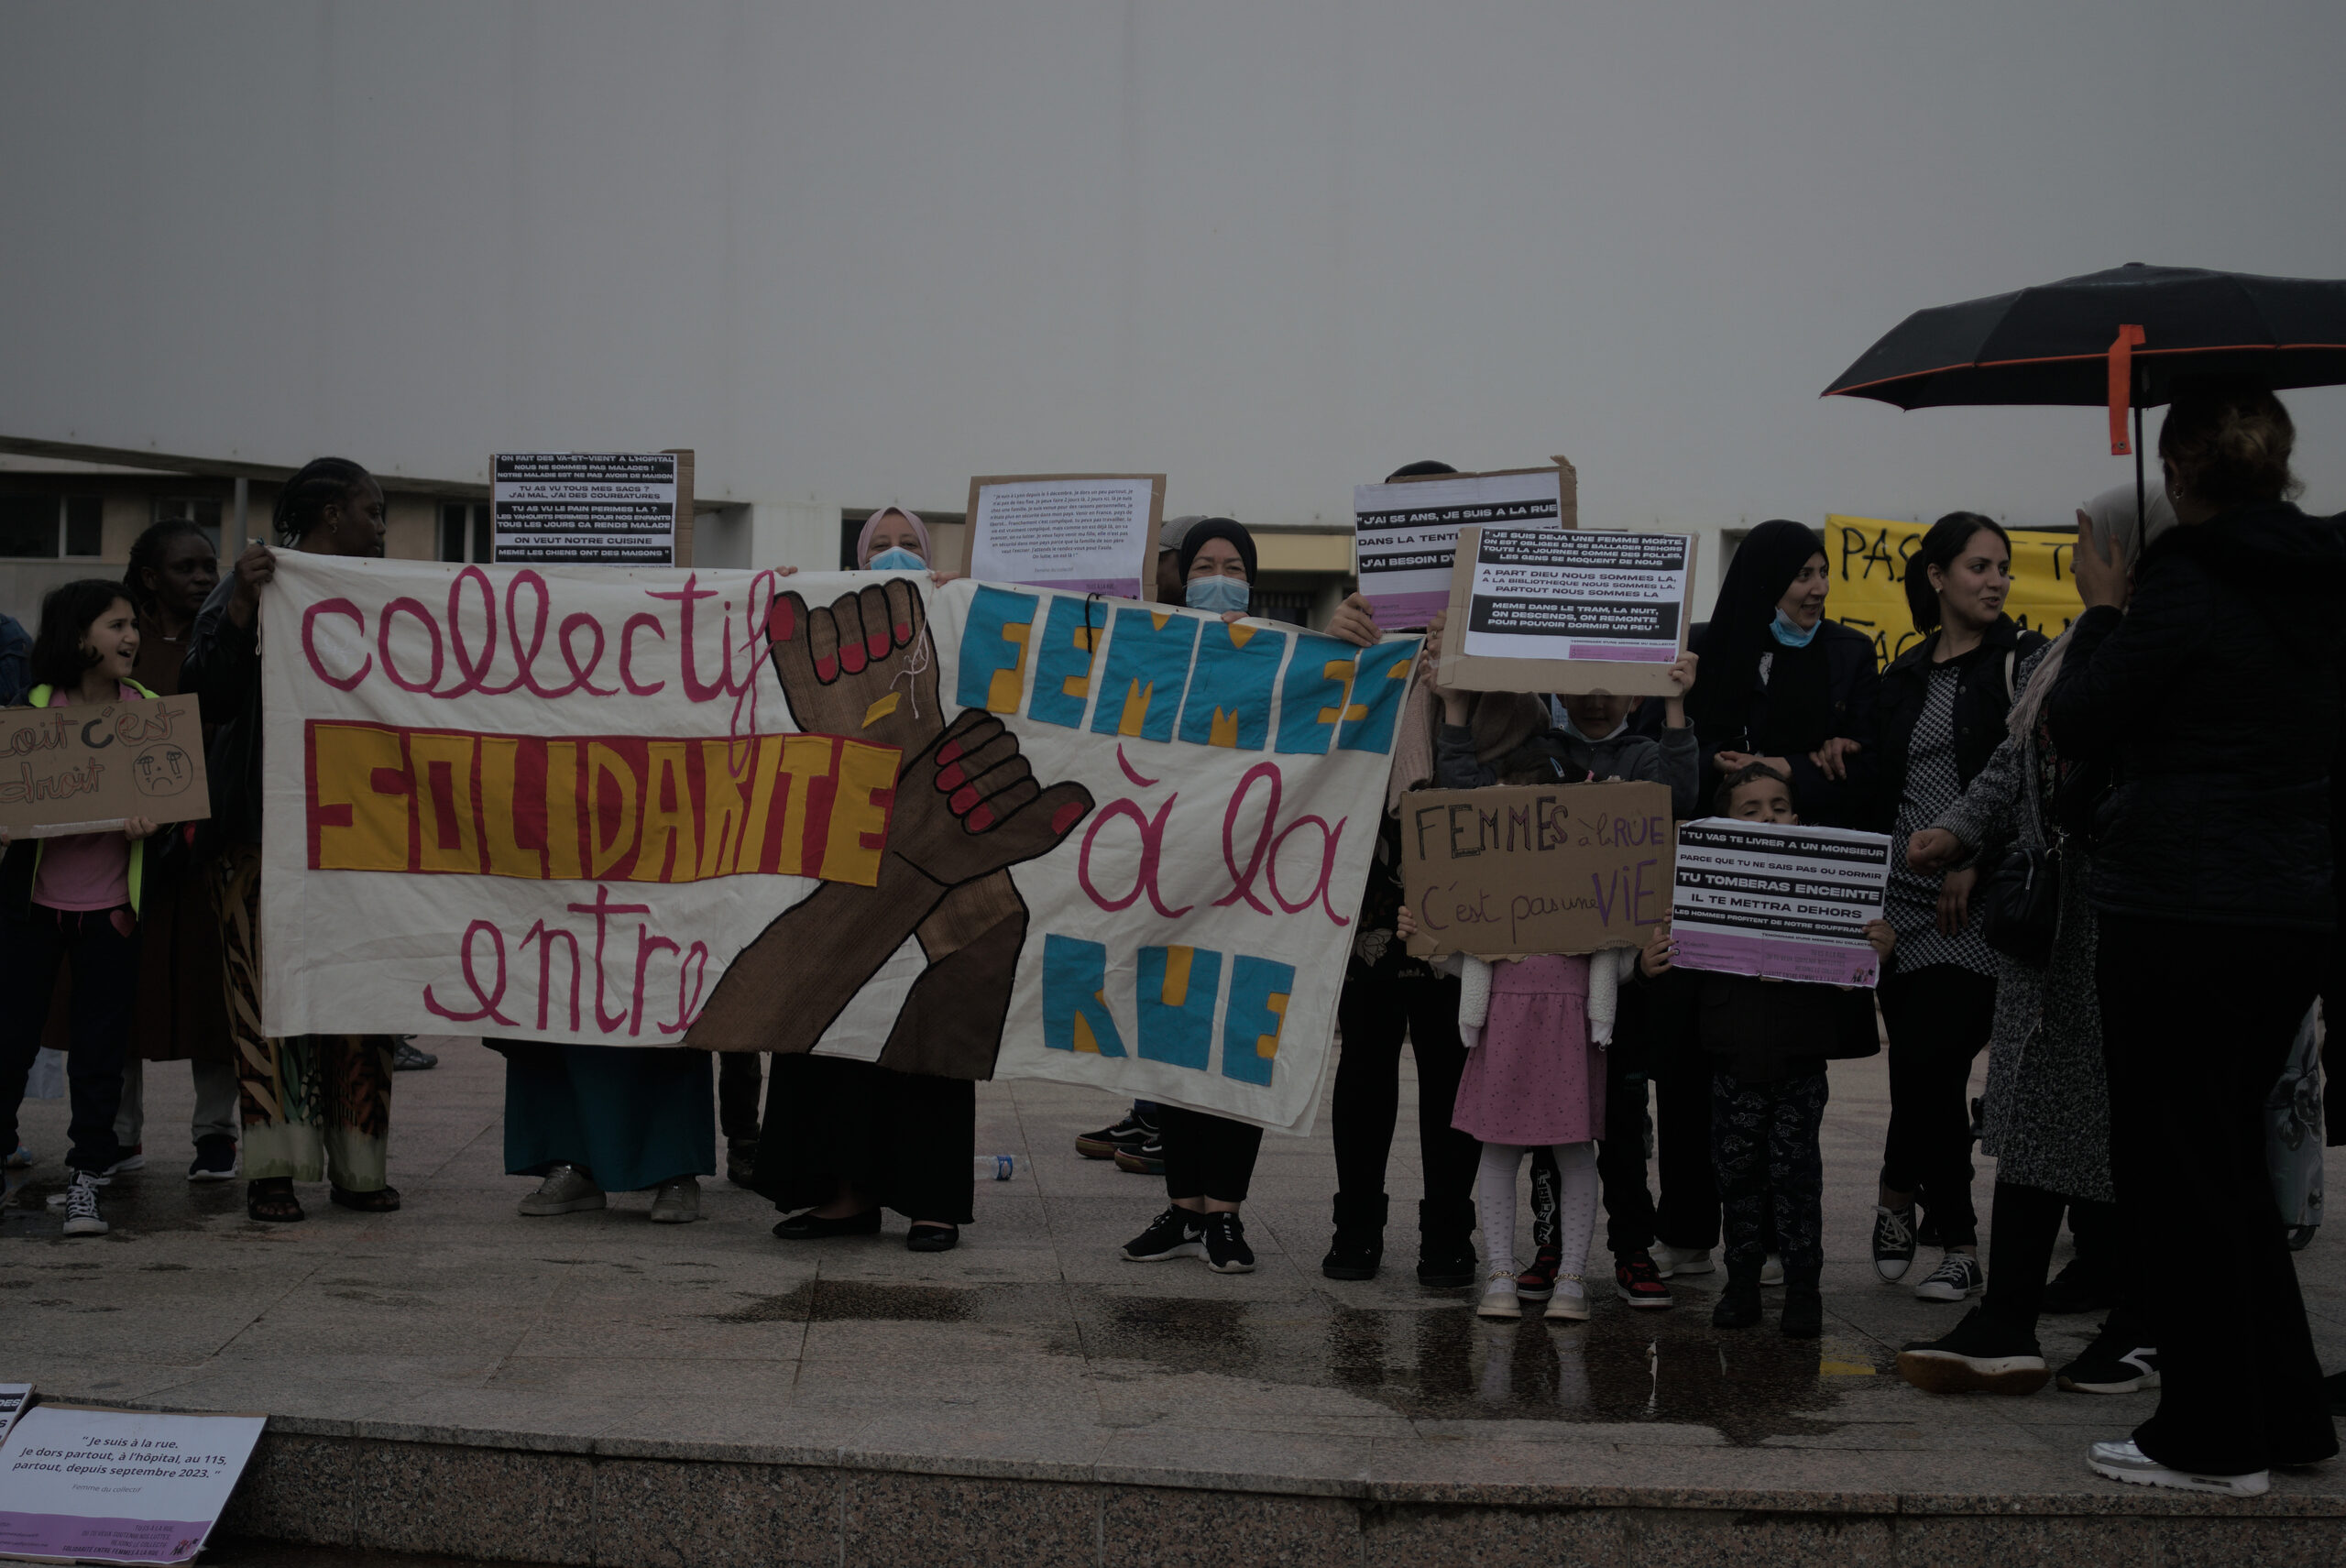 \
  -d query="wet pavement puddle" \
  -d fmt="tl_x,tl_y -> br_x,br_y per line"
717,1278 -> 1889,1443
